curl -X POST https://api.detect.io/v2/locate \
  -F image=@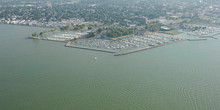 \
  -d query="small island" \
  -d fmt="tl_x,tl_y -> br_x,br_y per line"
32,32 -> 39,39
